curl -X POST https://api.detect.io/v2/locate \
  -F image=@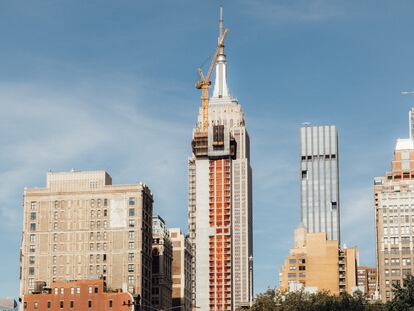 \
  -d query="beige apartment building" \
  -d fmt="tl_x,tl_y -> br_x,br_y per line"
375,138 -> 414,302
169,228 -> 192,311
151,215 -> 172,310
20,170 -> 153,310
279,225 -> 358,295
